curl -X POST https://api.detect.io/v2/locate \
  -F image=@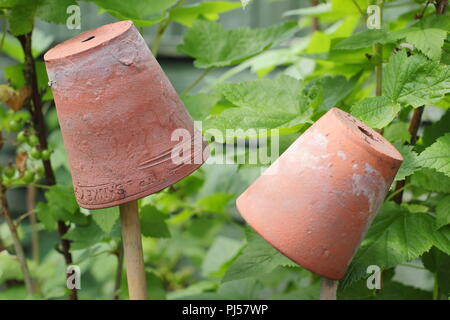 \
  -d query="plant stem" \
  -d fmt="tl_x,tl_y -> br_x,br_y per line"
392,106 -> 424,204
374,0 -> 384,97
0,184 -> 34,296
415,0 -> 431,19
320,278 -> 338,300
311,0 -> 321,31
17,32 -> 77,300
17,34 -> 53,182
182,68 -> 214,95
151,20 -> 169,57
27,185 -> 39,264
351,0 -> 365,17
435,0 -> 448,14
374,45 -> 382,96
151,0 -> 186,57
0,19 -> 7,50
112,241 -> 124,300
386,184 -> 407,201
433,273 -> 439,300
408,106 -> 425,145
